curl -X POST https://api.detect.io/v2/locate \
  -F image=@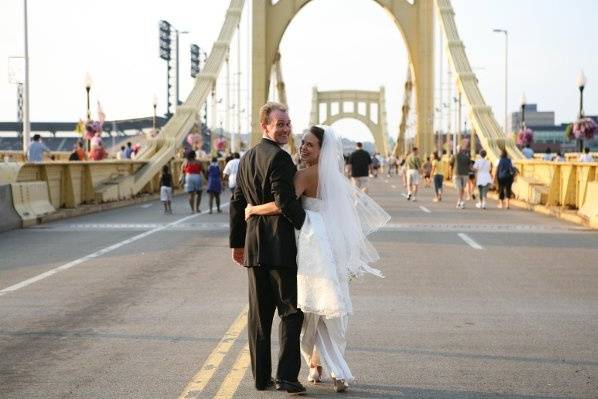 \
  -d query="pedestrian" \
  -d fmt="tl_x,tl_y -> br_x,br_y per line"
467,159 -> 477,201
473,150 -> 492,209
405,147 -> 422,201
160,164 -> 173,214
579,147 -> 594,162
495,148 -> 516,209
371,152 -> 380,178
207,156 -> 222,214
68,141 -> 86,161
347,142 -> 372,193
387,153 -> 397,176
522,143 -> 534,159
453,140 -> 471,209
431,151 -> 445,202
181,150 -> 204,213
27,134 -> 51,162
124,142 -> 133,159
422,156 -> 432,188
543,147 -> 553,161
117,145 -> 127,160
89,132 -> 107,161
223,152 -> 241,195
554,151 -> 565,162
